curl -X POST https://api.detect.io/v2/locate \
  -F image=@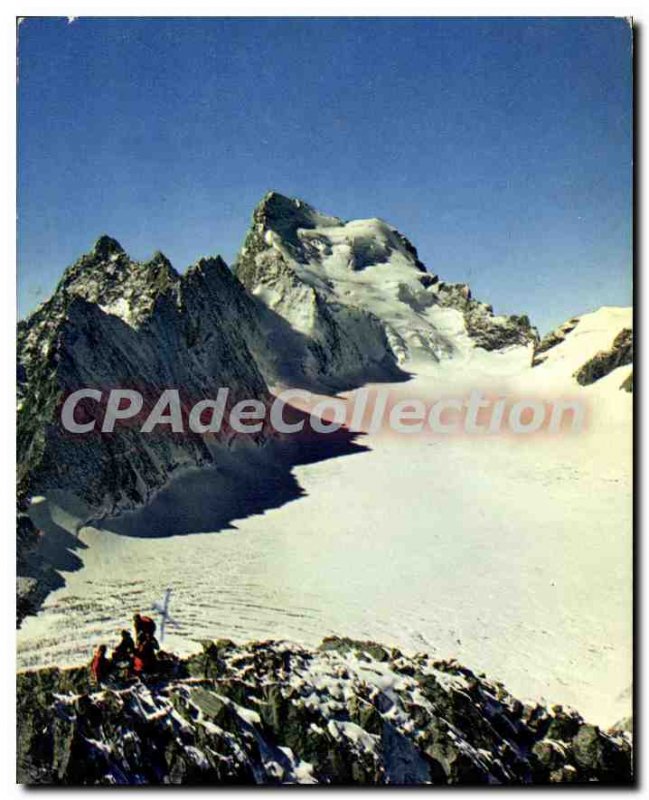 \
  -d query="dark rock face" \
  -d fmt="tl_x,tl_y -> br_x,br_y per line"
620,372 -> 633,392
17,638 -> 633,786
435,282 -> 537,352
16,240 -> 271,622
18,240 -> 269,509
532,318 -> 581,366
574,328 -> 633,387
